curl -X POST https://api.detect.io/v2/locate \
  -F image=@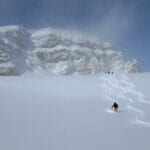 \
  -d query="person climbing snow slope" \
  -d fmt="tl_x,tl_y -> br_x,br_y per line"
112,102 -> 119,112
